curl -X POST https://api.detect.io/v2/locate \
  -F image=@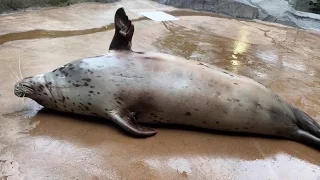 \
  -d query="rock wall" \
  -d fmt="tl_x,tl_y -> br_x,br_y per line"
151,0 -> 320,30
0,0 -> 118,14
